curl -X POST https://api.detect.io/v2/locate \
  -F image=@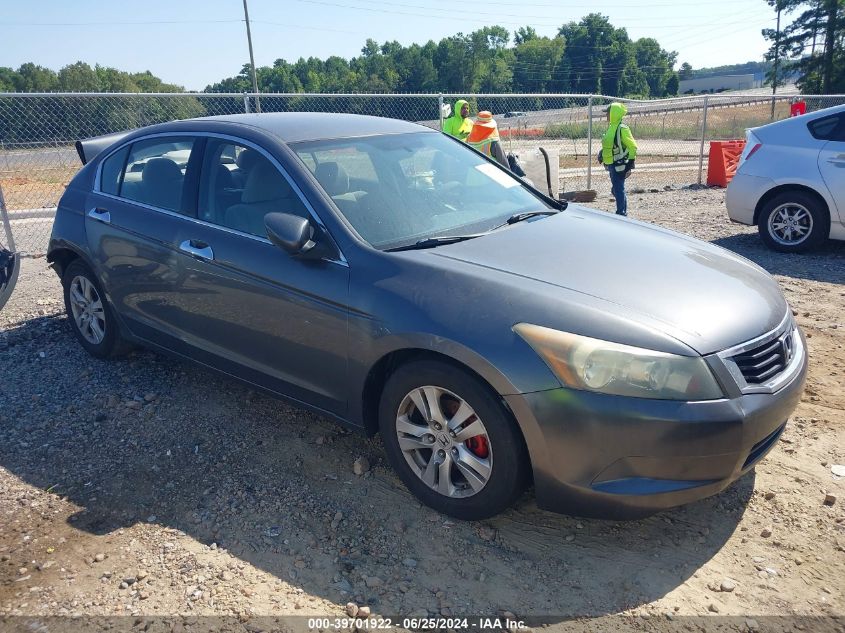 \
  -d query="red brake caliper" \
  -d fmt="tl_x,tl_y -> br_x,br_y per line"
465,435 -> 489,459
